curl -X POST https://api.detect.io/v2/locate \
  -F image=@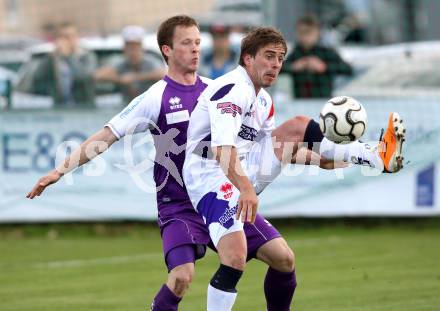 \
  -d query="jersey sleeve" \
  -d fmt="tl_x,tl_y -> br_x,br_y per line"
105,84 -> 162,139
208,85 -> 249,148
